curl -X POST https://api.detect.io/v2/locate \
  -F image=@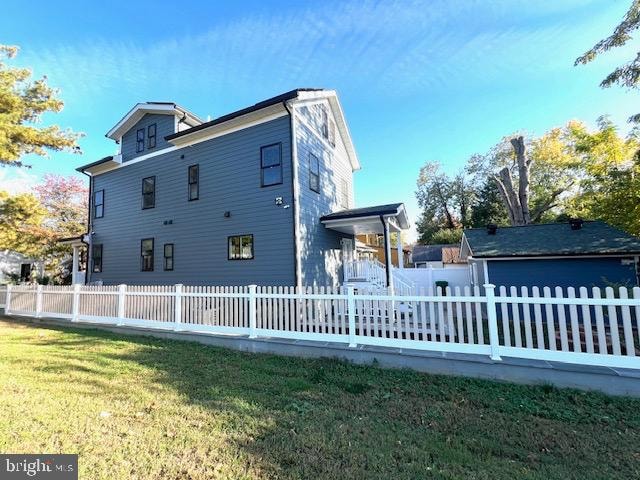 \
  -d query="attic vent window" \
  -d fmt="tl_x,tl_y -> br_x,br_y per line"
147,123 -> 156,149
570,218 -> 584,230
136,128 -> 145,153
486,224 -> 498,235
